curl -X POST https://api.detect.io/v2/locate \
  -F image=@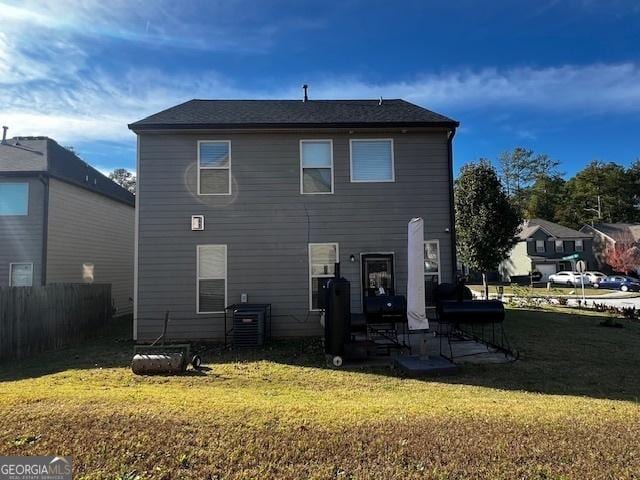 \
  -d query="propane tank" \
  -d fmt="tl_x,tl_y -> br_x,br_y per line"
131,353 -> 185,375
